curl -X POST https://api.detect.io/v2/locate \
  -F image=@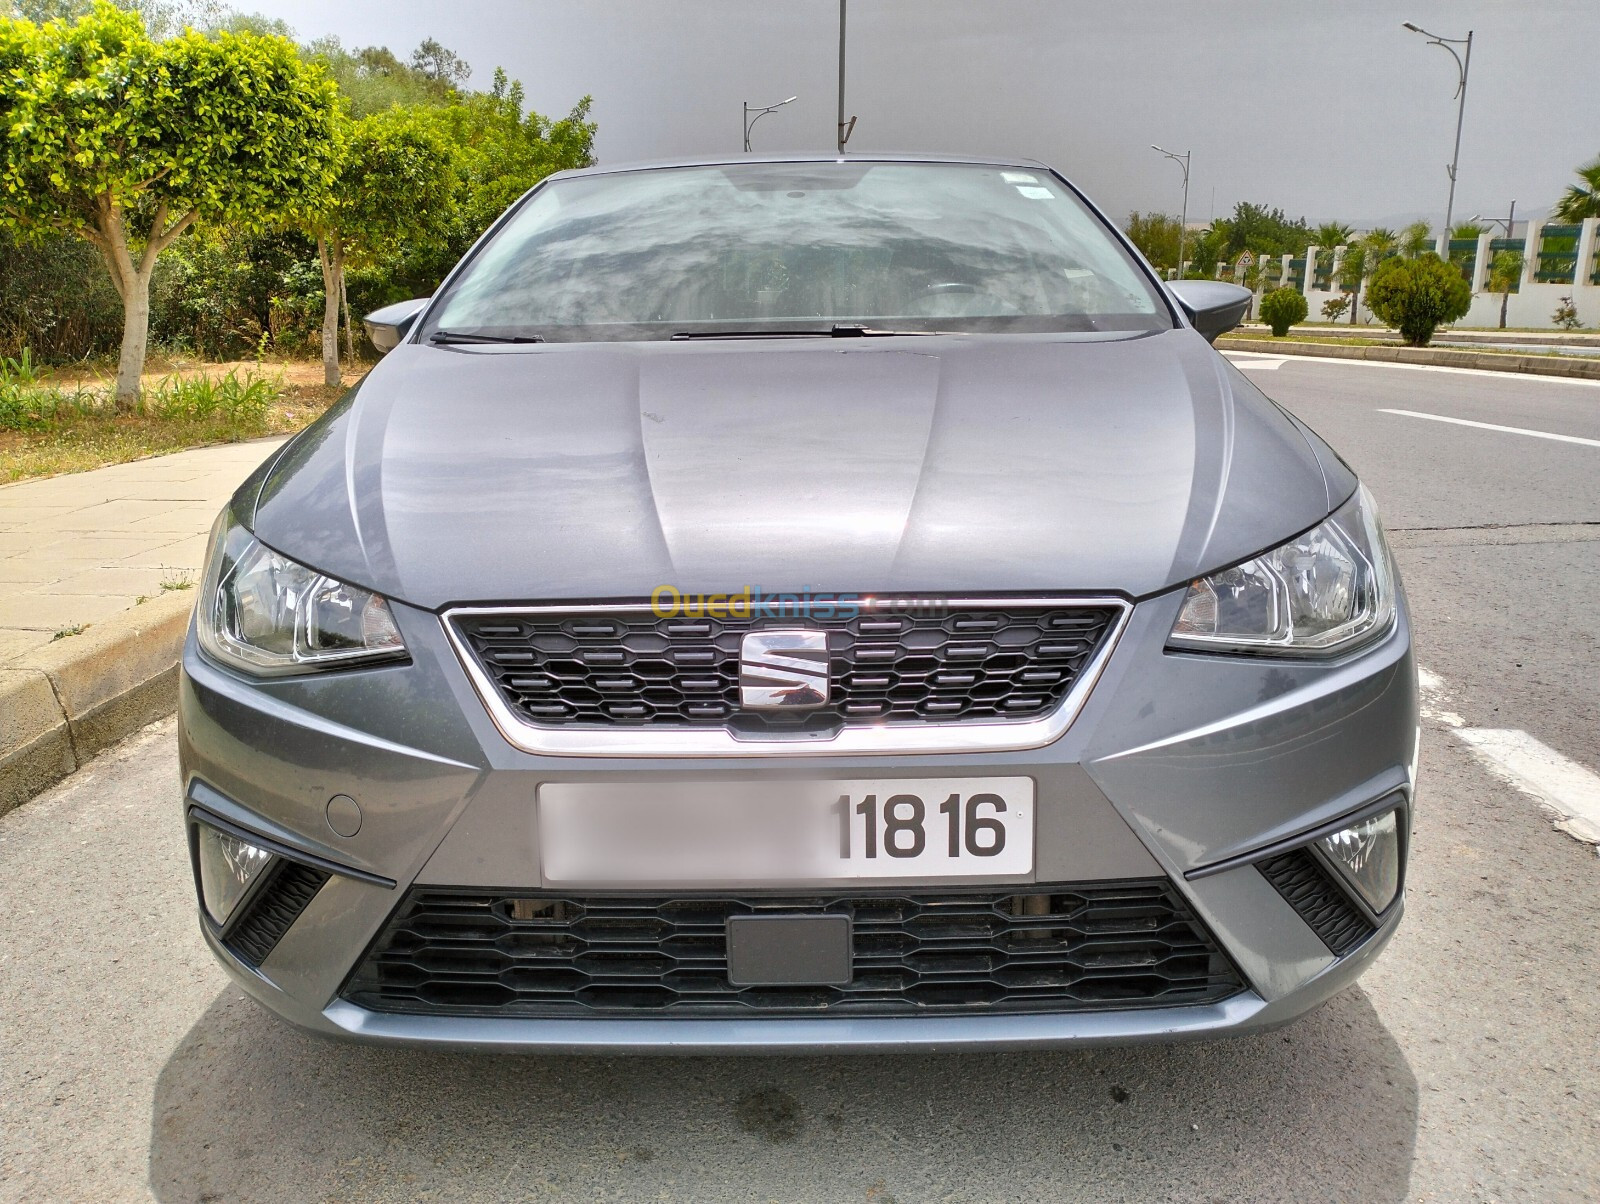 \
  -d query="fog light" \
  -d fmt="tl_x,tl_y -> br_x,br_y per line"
195,823 -> 273,925
1317,809 -> 1401,913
